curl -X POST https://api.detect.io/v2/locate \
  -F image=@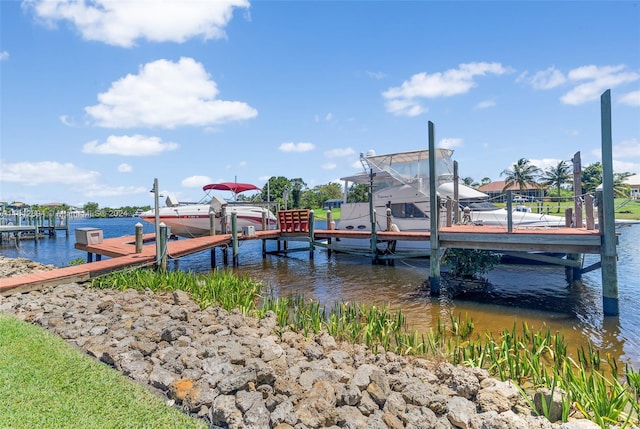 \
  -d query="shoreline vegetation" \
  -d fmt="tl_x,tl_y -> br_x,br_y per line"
1,261 -> 638,428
